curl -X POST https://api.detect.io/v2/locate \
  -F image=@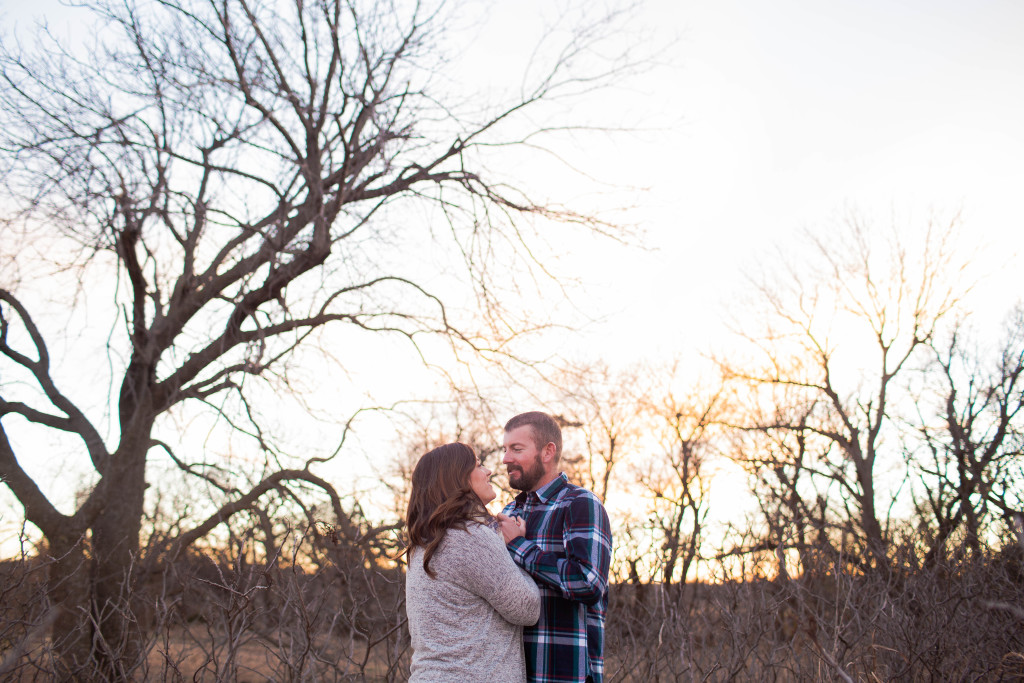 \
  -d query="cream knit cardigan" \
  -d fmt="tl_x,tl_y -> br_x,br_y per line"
406,521 -> 541,682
